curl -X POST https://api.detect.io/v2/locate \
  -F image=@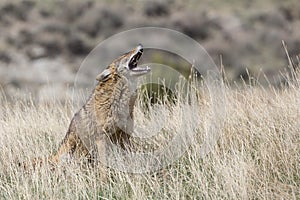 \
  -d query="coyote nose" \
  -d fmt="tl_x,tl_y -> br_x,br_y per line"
137,44 -> 143,52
